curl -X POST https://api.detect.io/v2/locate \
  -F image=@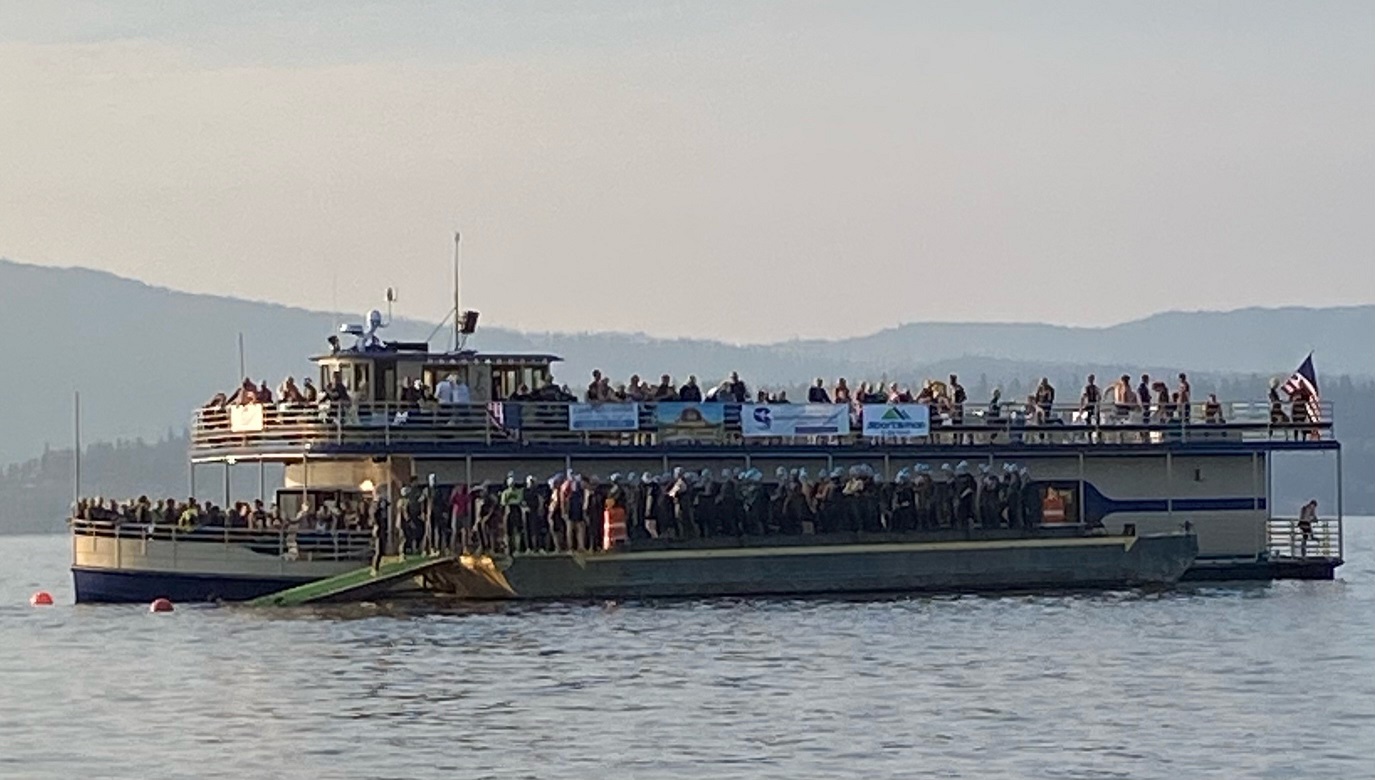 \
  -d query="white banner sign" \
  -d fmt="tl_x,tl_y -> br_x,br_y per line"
229,403 -> 265,433
568,403 -> 640,431
741,404 -> 850,436
862,403 -> 931,437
